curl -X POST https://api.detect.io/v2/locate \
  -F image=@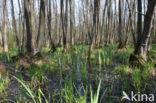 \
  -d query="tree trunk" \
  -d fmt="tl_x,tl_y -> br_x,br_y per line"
11,0 -> 20,55
106,0 -> 111,46
126,0 -> 136,45
60,0 -> 67,48
118,0 -> 125,49
17,0 -> 23,54
69,0 -> 74,46
88,0 -> 100,65
21,0 -> 26,55
3,0 -> 8,52
24,0 -> 33,53
135,0 -> 143,50
85,0 -> 90,44
30,0 -> 35,52
37,0 -> 46,53
90,0 -> 100,51
53,0 -> 59,45
139,0 -> 156,59
101,0 -> 108,45
48,0 -> 56,52
130,0 -> 156,64
65,0 -> 69,50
